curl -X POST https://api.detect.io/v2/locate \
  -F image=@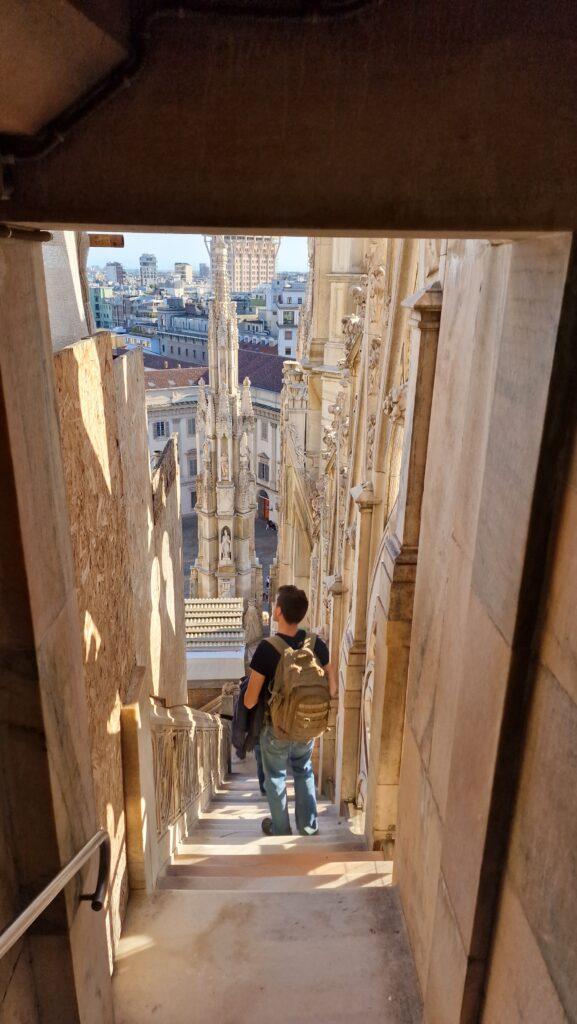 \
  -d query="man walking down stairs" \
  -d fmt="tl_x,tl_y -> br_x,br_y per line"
113,754 -> 421,1023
